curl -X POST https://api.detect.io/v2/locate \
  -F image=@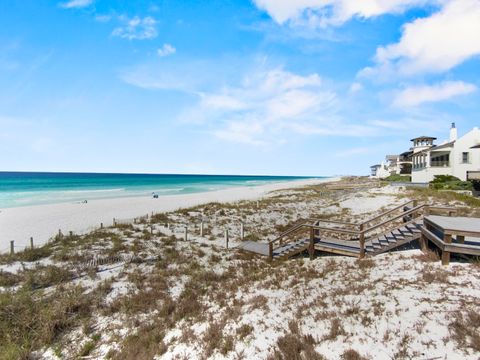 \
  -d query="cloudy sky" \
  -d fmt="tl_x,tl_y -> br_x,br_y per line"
1,0 -> 479,176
